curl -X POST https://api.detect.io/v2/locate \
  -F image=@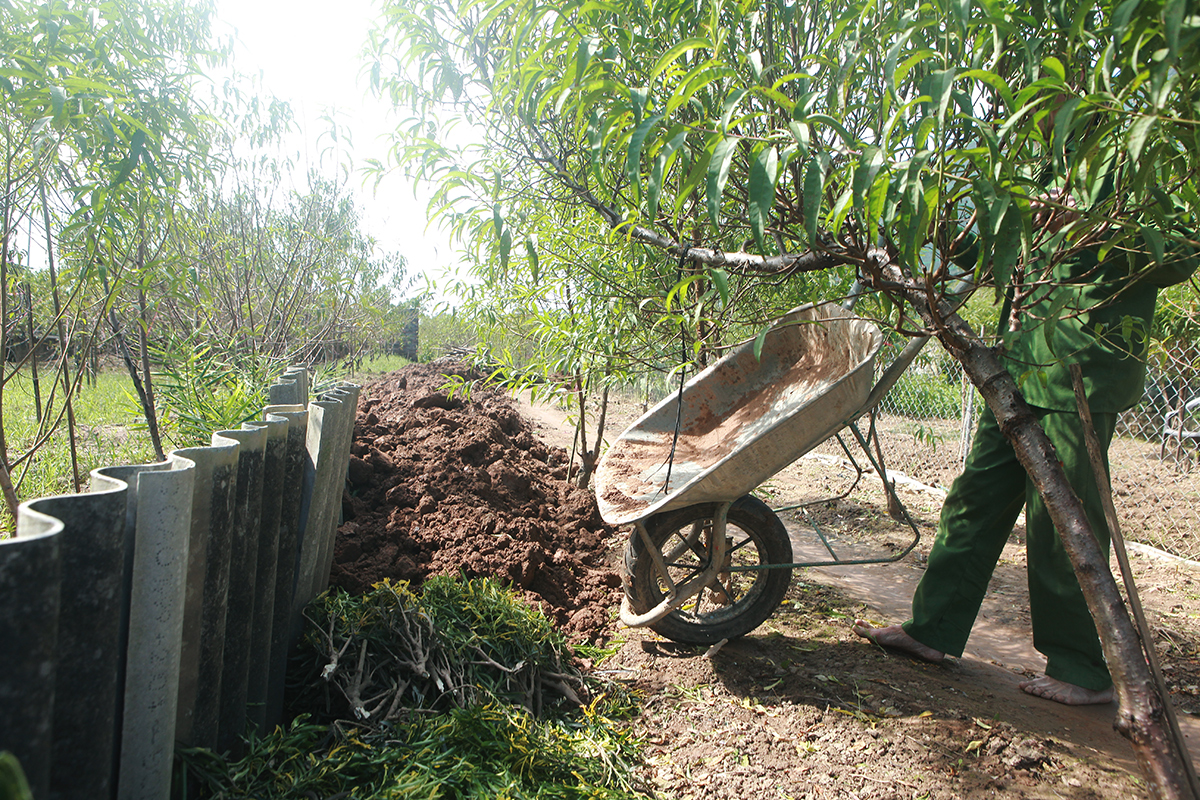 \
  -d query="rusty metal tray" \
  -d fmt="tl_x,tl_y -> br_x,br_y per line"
595,302 -> 884,525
